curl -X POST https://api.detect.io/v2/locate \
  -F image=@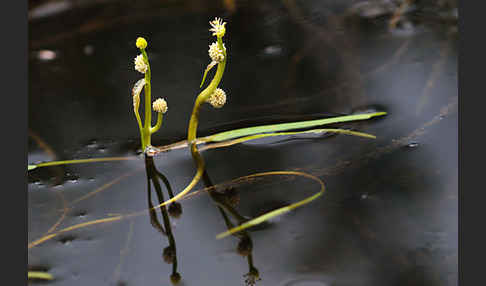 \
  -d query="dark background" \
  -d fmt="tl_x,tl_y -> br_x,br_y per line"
27,1 -> 458,285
